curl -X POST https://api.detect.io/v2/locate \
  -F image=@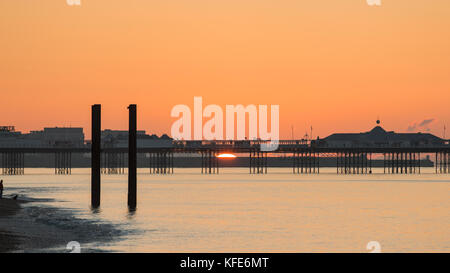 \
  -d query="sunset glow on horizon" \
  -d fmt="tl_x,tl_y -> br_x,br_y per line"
217,153 -> 237,159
